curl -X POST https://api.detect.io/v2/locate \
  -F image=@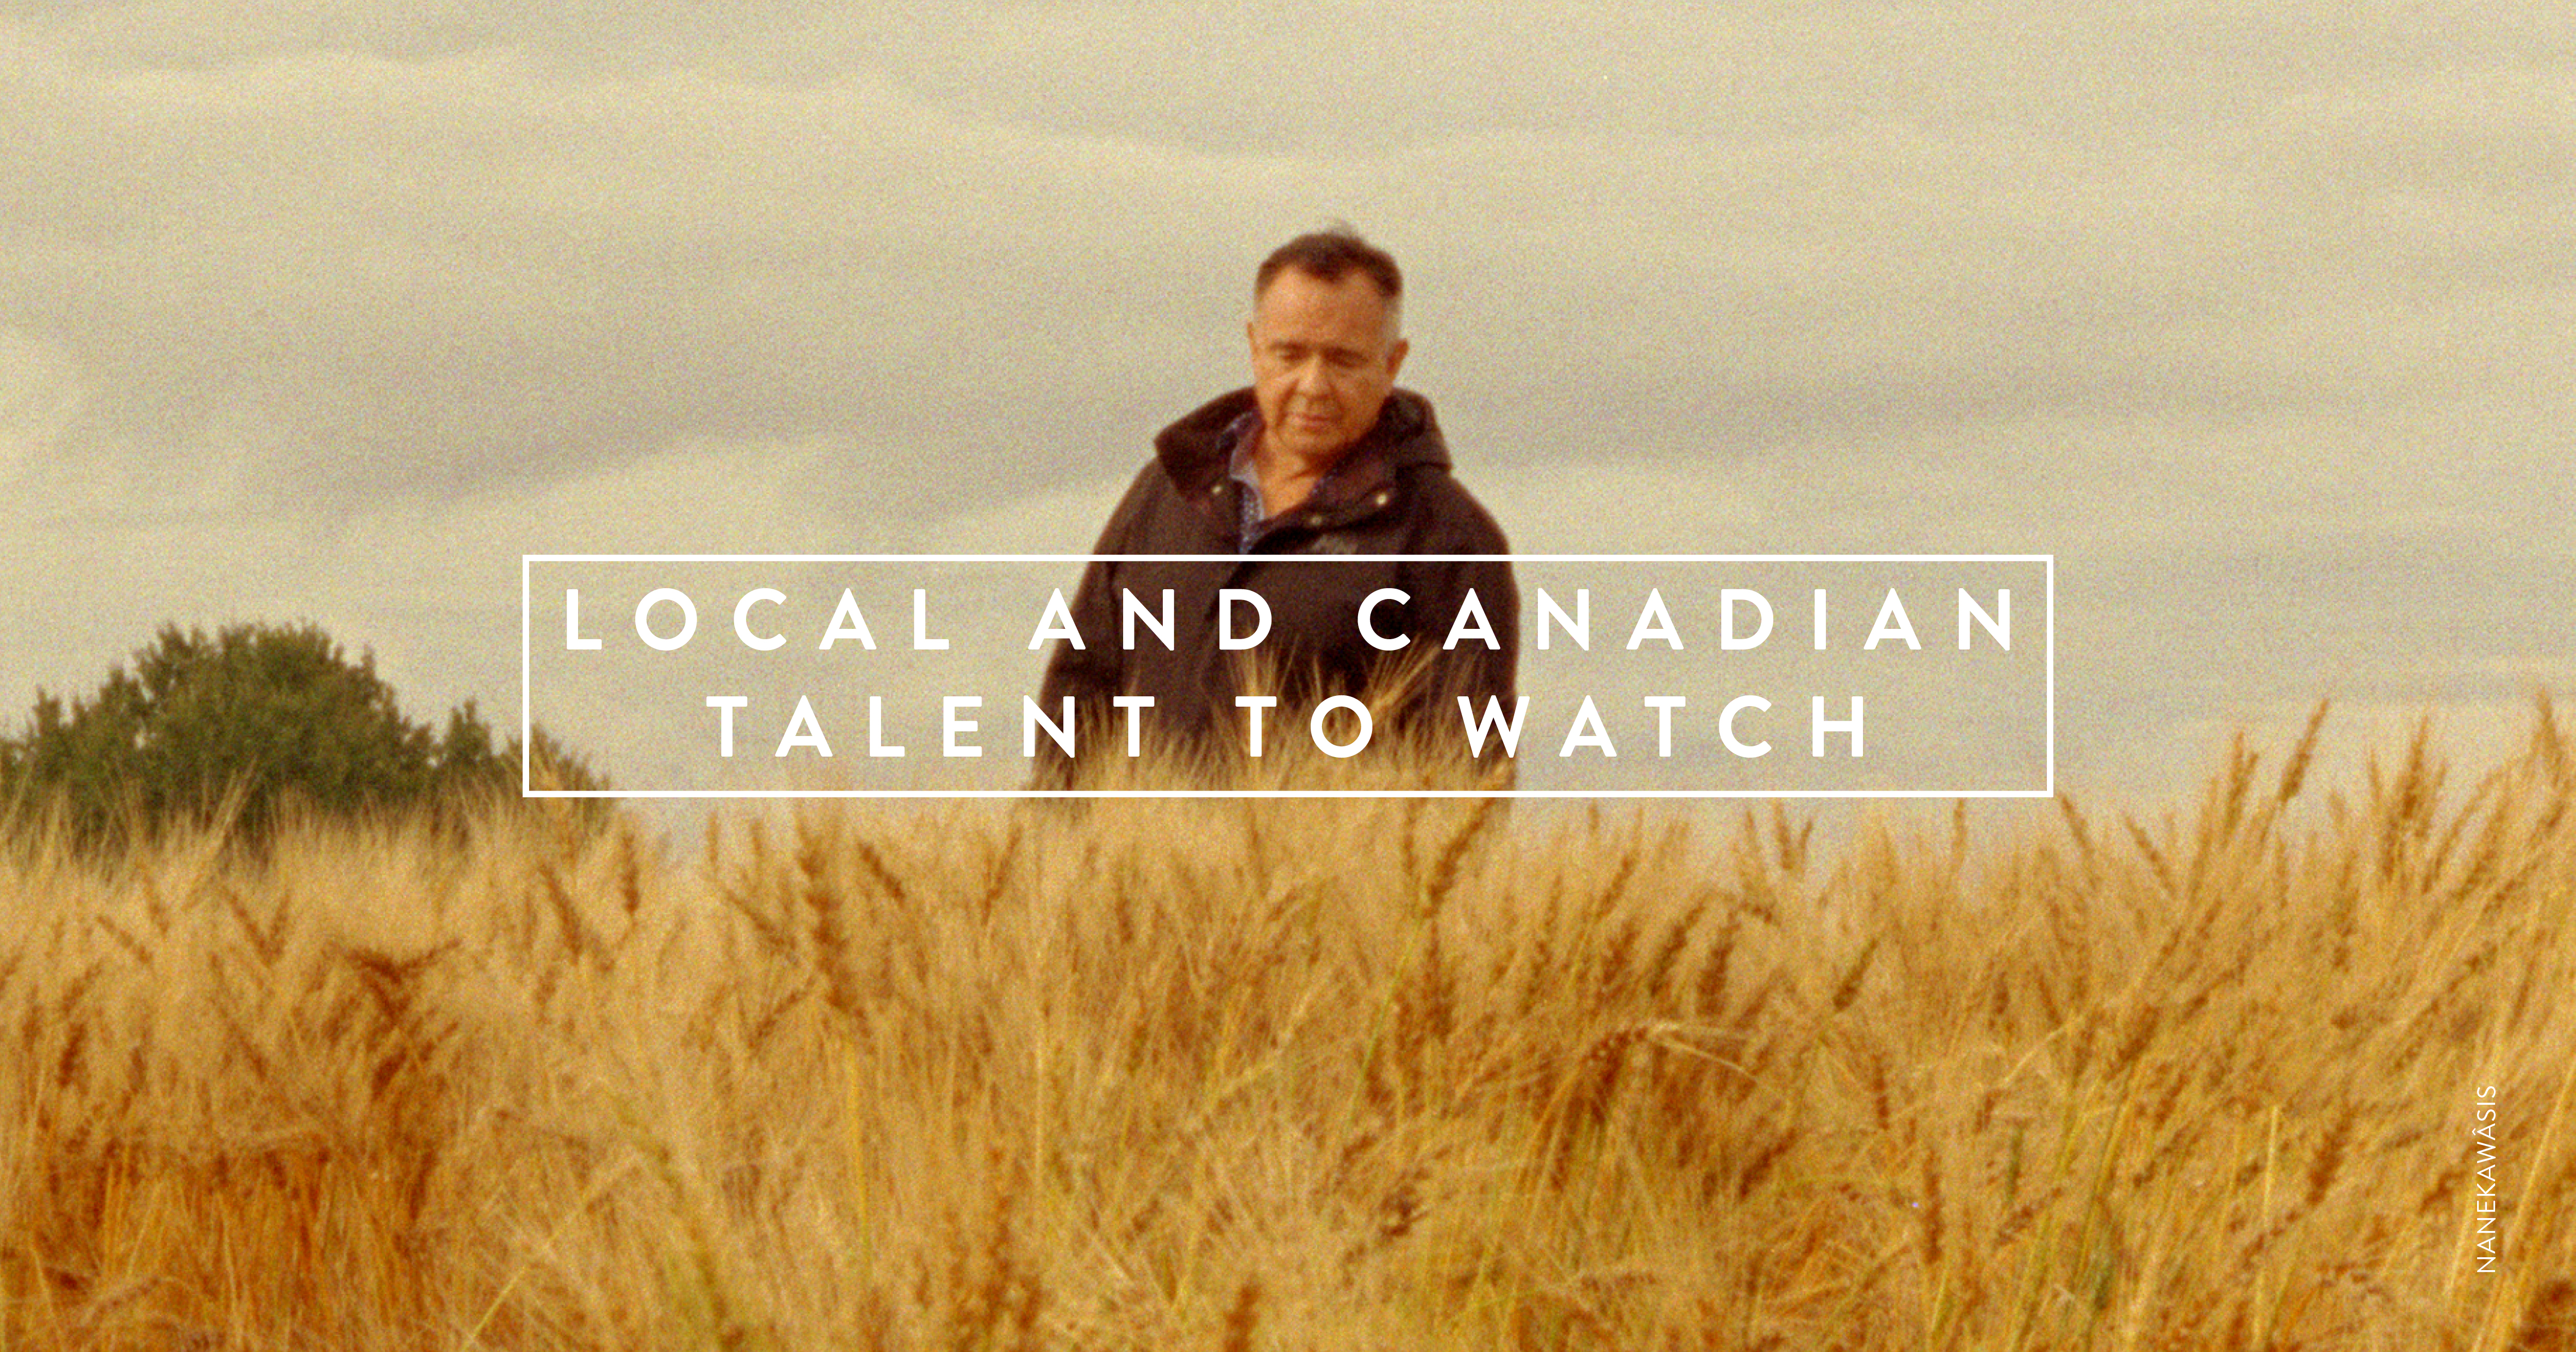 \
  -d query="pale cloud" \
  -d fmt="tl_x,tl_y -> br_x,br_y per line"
1,1 -> 2567,803
6,2 -> 2567,514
